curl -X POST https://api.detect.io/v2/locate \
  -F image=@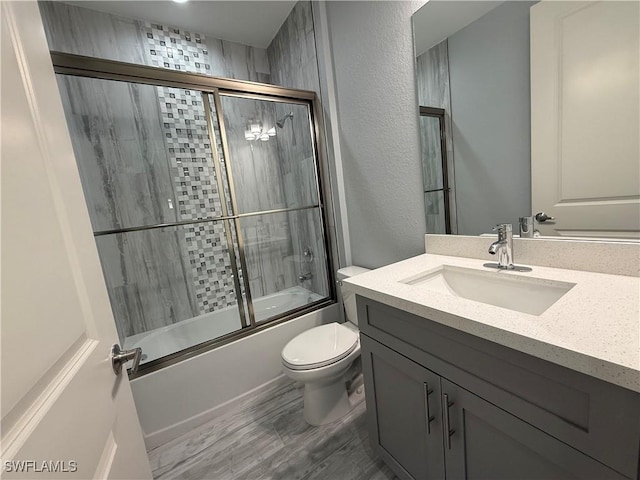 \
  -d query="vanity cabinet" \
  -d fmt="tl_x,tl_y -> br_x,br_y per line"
363,335 -> 445,479
358,297 -> 640,480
